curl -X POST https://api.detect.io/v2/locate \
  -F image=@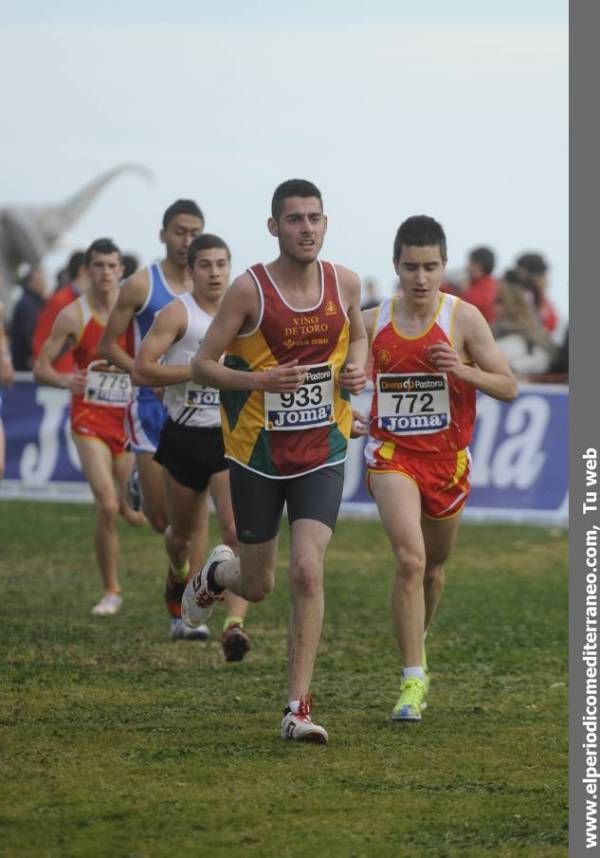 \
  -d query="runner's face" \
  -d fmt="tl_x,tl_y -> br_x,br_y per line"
87,252 -> 123,293
189,248 -> 231,302
268,196 -> 327,263
395,245 -> 446,306
161,214 -> 204,268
